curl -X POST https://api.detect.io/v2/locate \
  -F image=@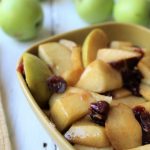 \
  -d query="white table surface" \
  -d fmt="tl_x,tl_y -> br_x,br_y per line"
0,0 -> 88,150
